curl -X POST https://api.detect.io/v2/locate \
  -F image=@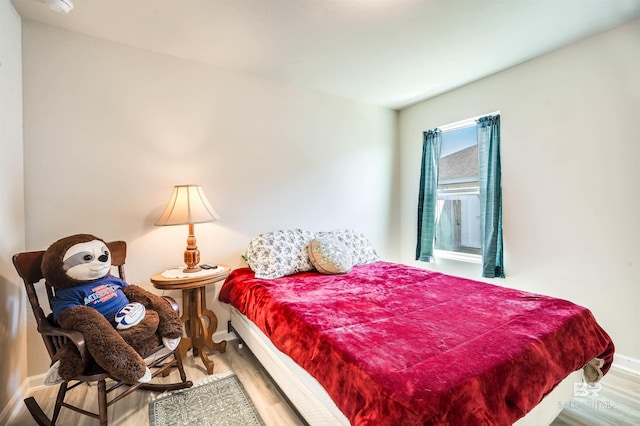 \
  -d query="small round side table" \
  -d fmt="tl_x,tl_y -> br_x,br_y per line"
150,265 -> 230,375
